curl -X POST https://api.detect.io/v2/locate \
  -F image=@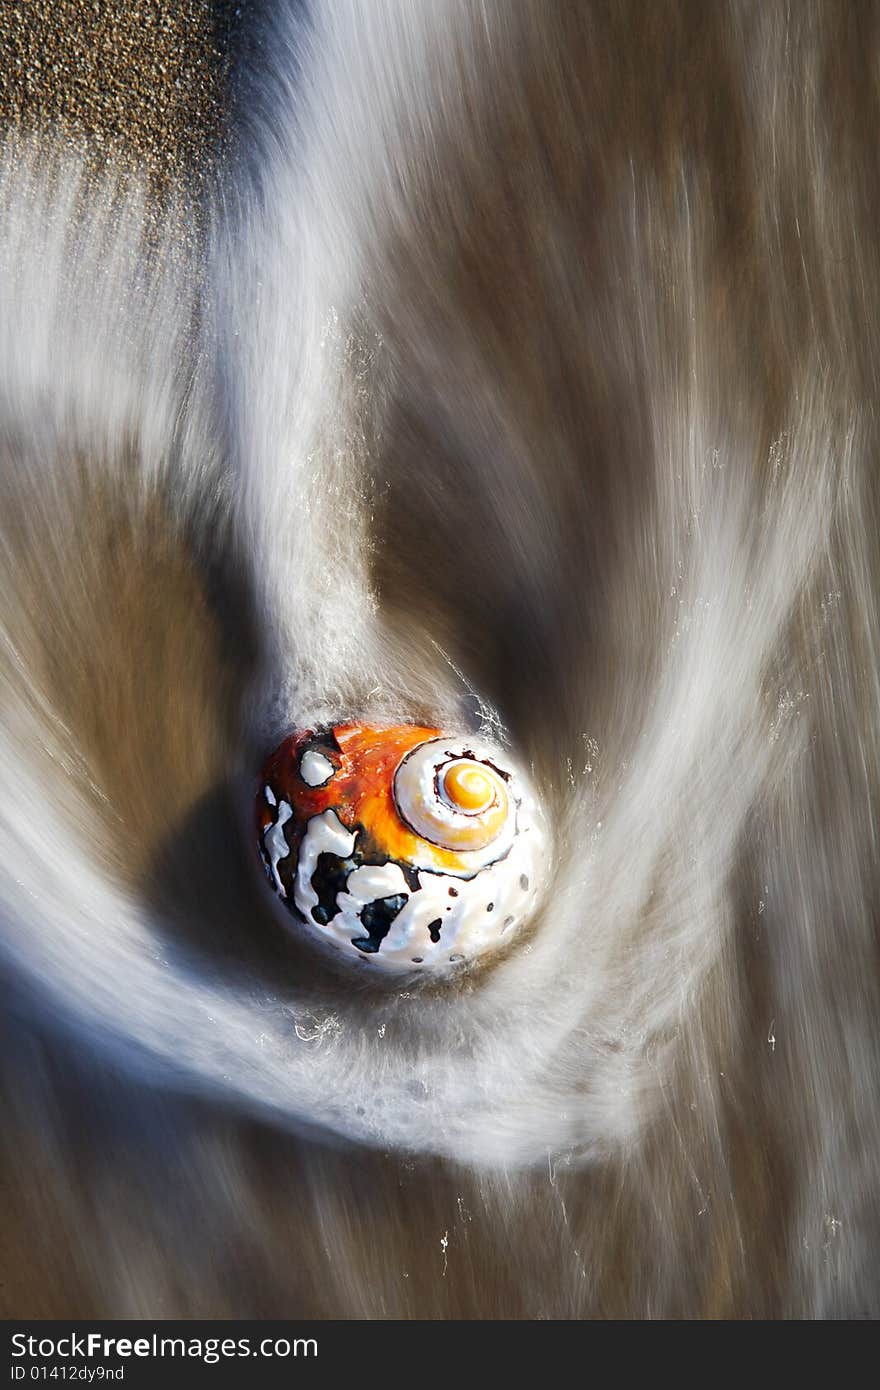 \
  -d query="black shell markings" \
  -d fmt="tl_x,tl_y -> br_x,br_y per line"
310,851 -> 356,925
351,895 -> 409,954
